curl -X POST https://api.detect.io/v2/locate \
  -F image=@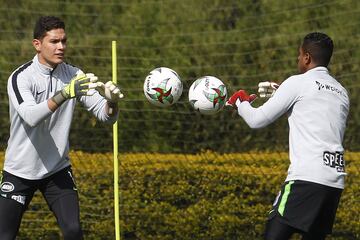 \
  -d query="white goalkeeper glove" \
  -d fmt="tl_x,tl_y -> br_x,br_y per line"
52,73 -> 98,105
258,81 -> 279,98
95,81 -> 124,103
